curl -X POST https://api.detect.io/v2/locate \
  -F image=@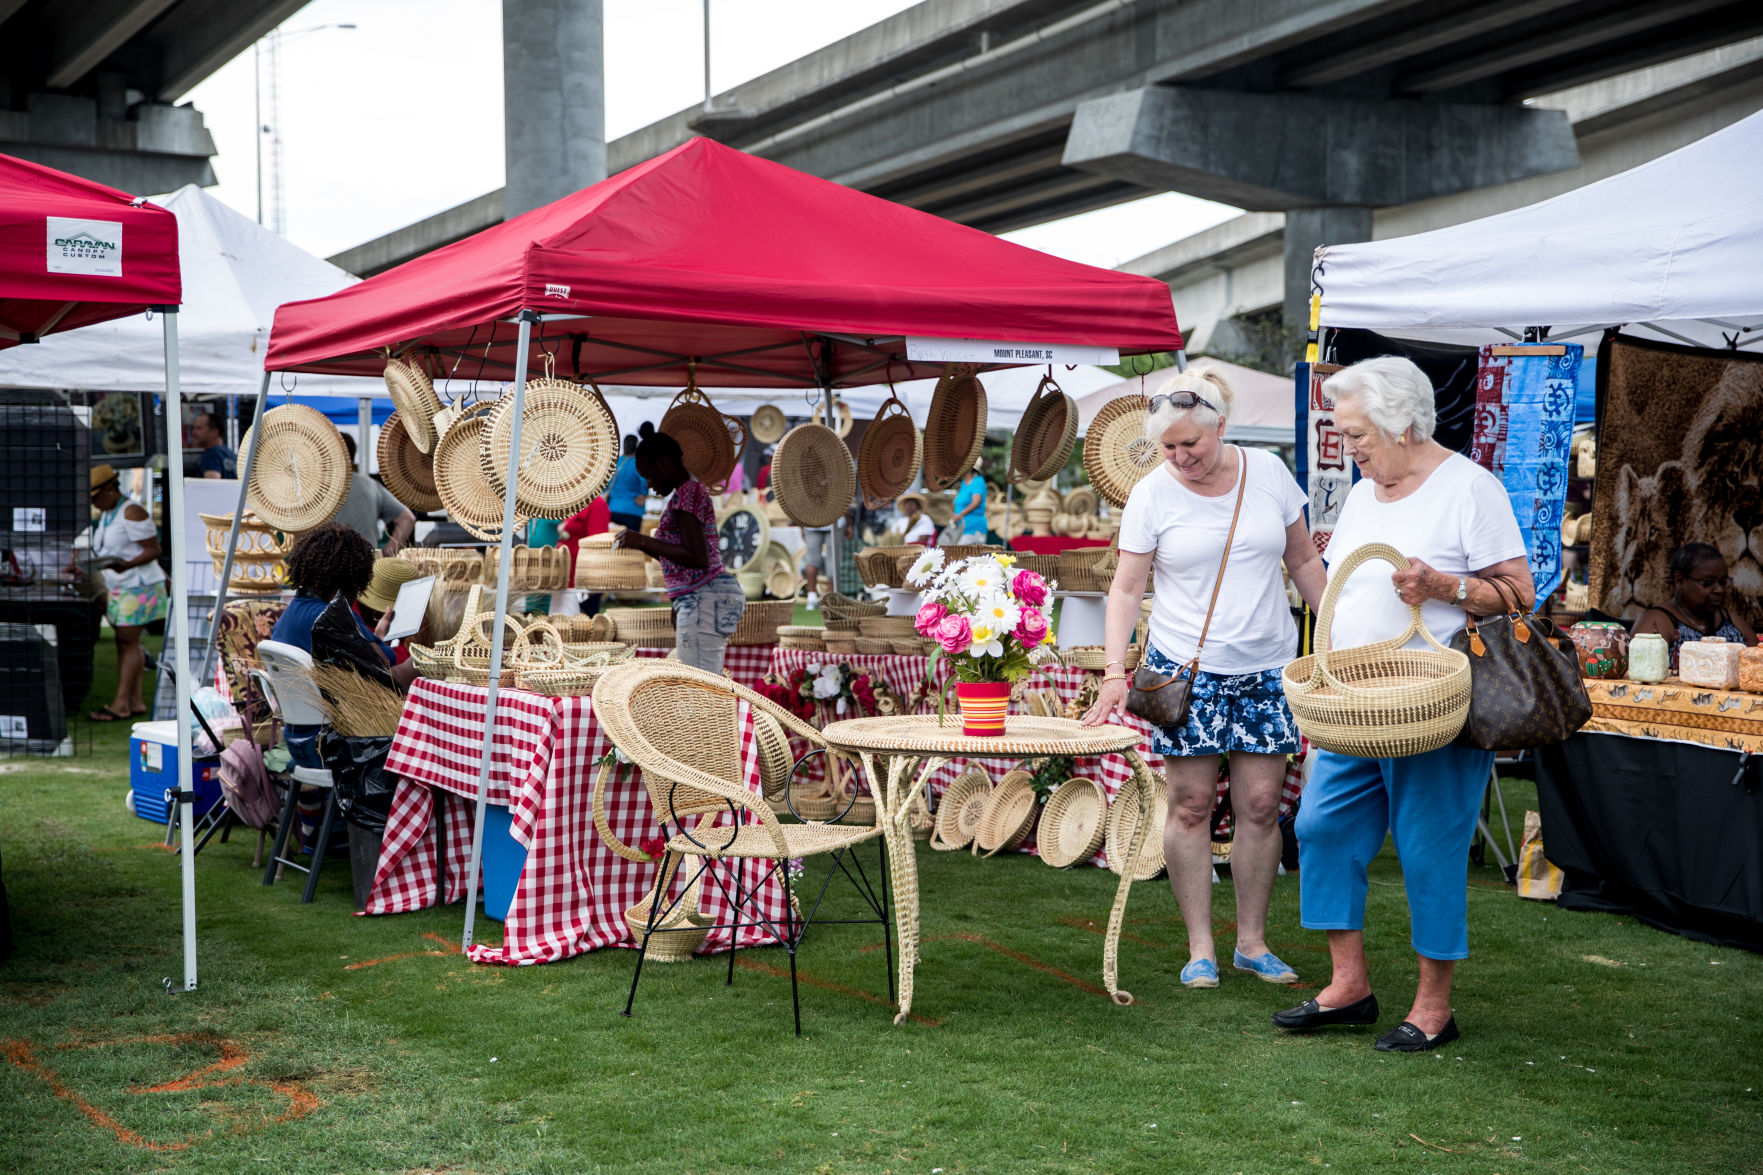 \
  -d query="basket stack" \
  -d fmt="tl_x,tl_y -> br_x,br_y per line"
574,532 -> 651,591
921,365 -> 987,492
201,512 -> 289,593
777,624 -> 826,652
729,599 -> 797,646
820,592 -> 884,630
